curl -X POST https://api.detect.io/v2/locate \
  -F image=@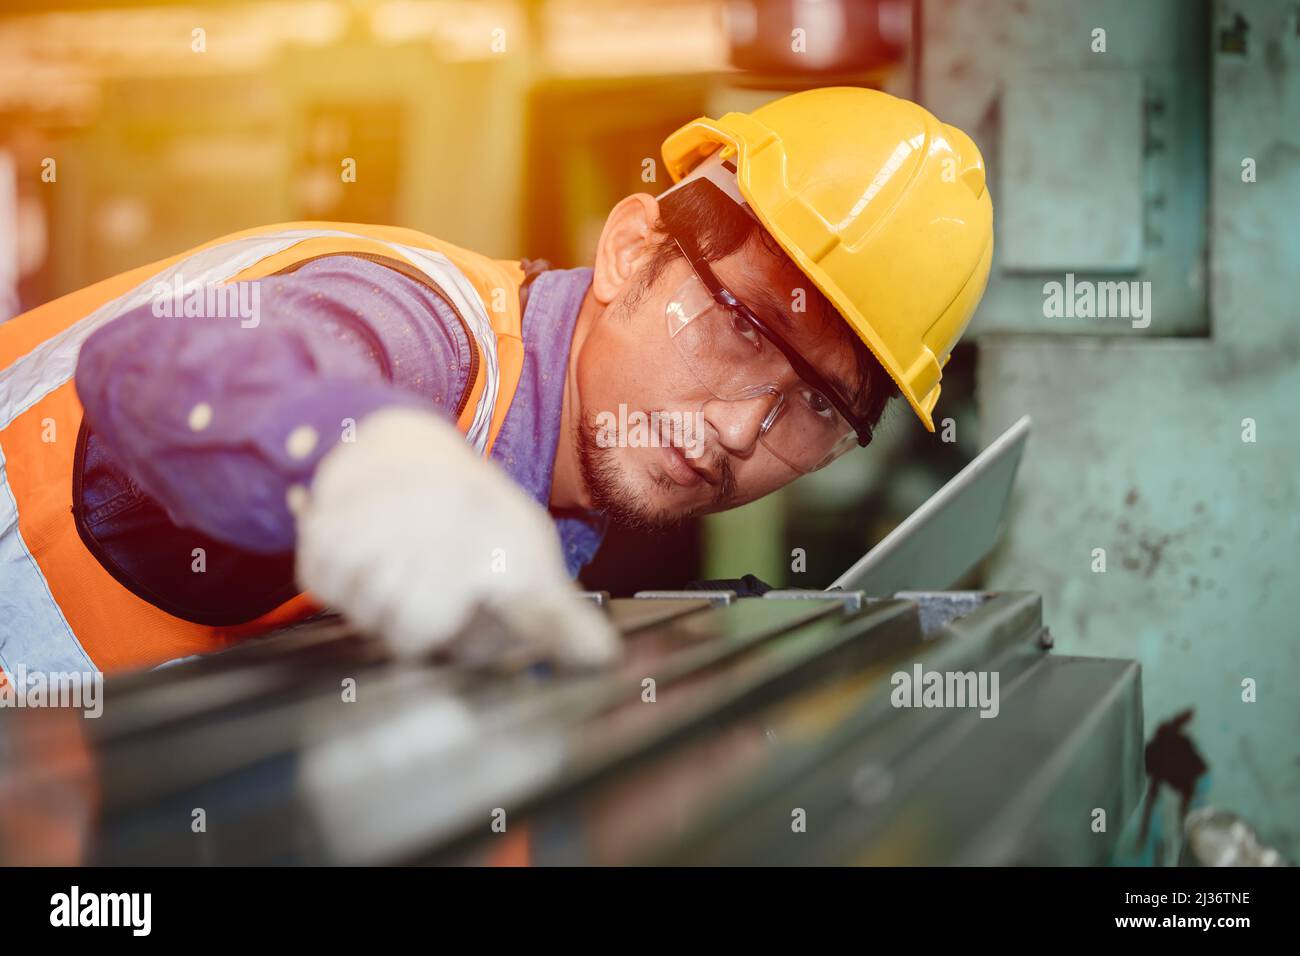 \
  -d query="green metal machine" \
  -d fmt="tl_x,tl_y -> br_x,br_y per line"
0,590 -> 1144,866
